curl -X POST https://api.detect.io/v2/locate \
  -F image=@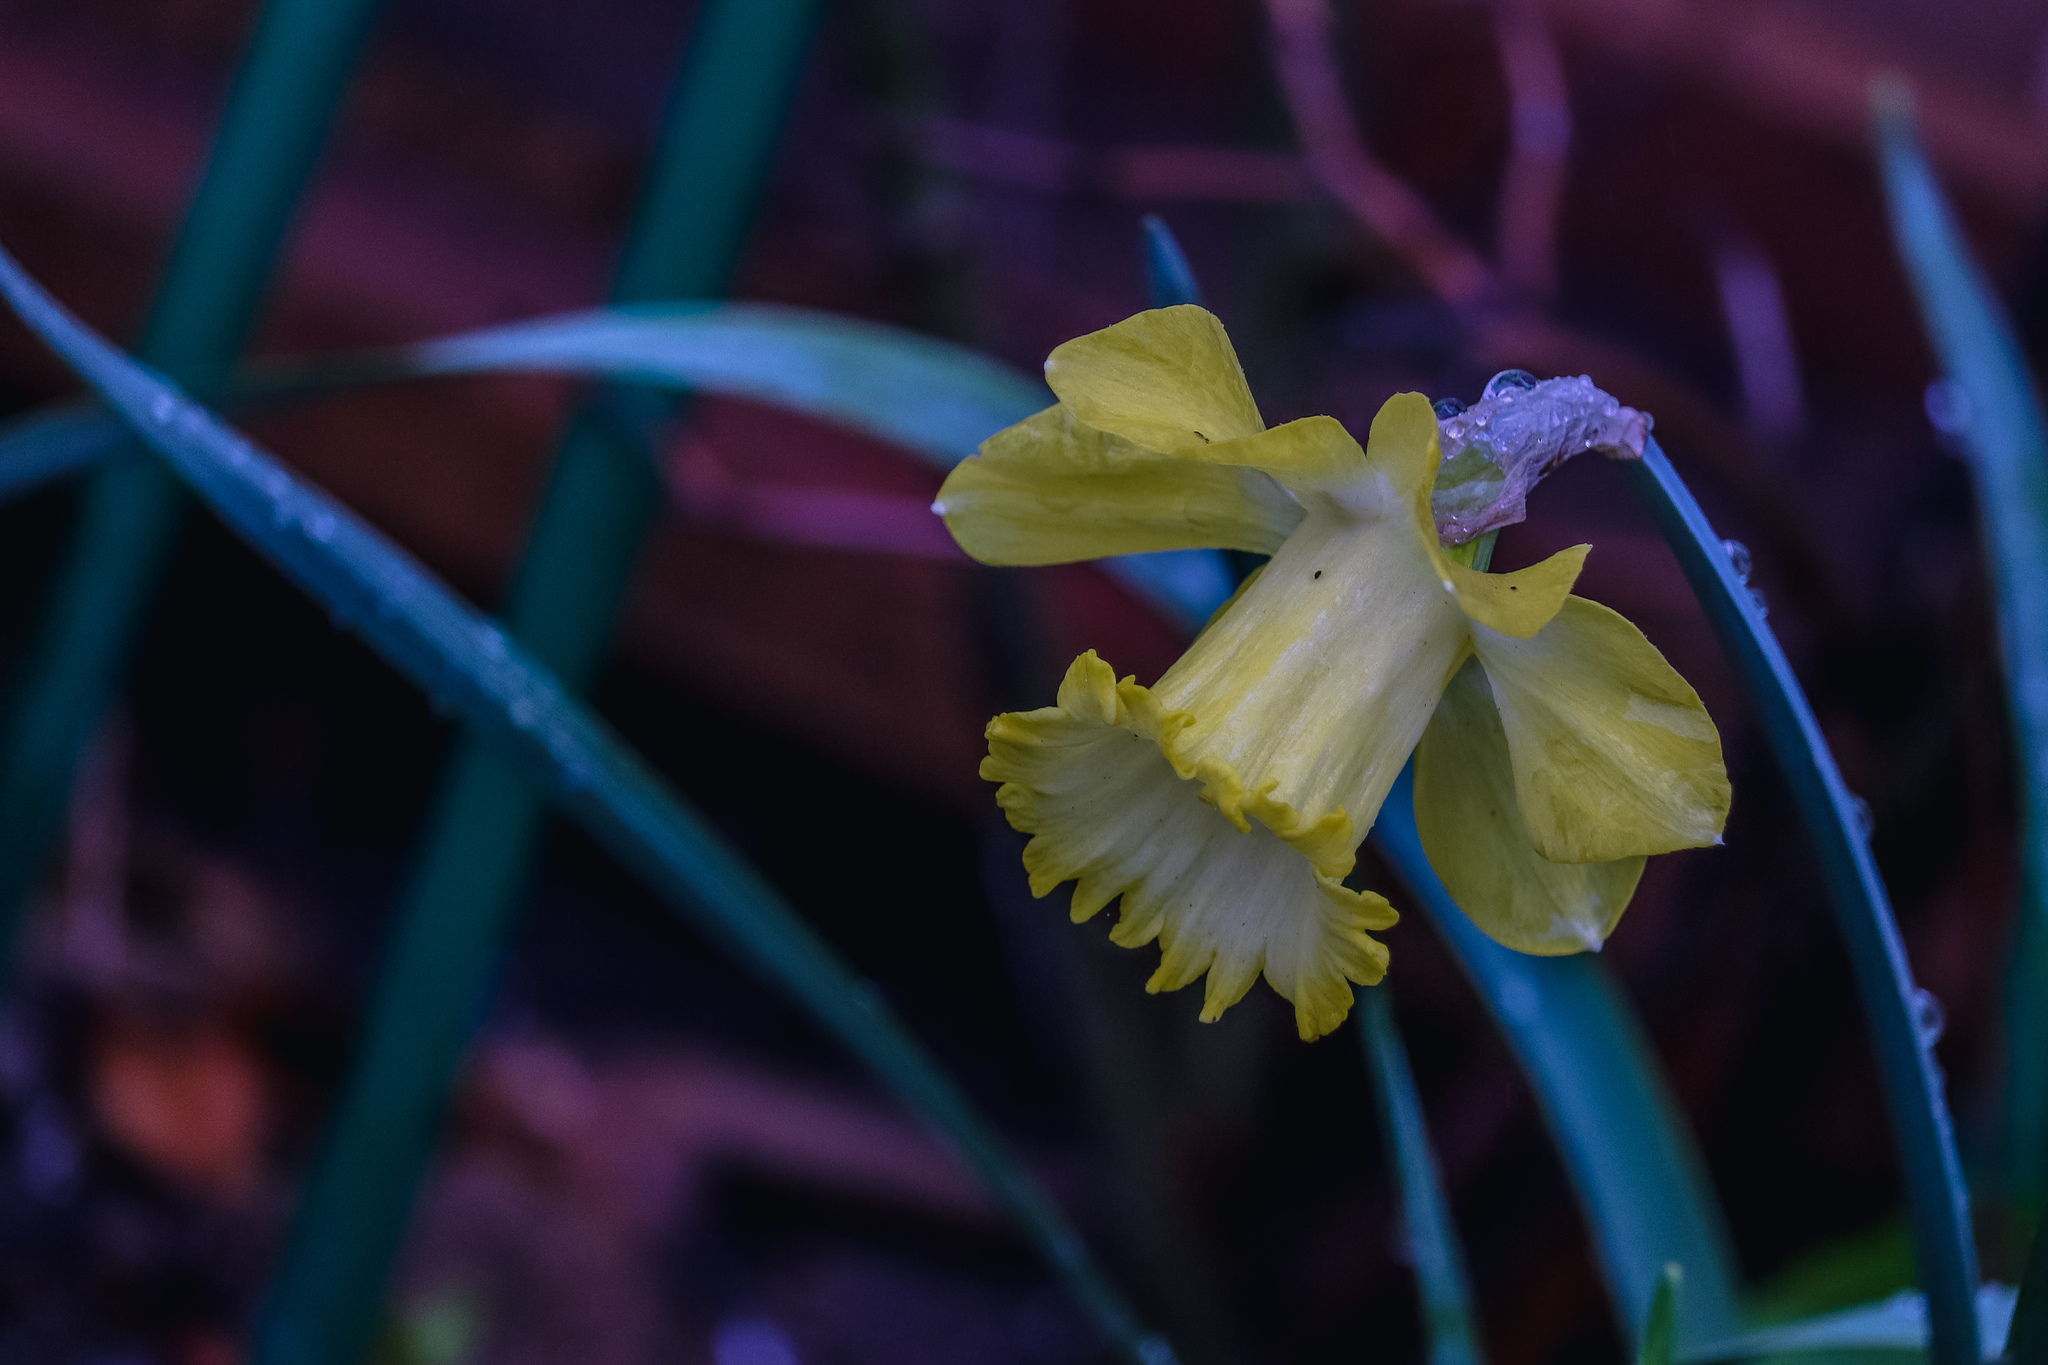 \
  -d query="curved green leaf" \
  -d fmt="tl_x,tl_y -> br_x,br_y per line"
1625,440 -> 1981,1365
0,244 -> 1172,1365
1872,84 -> 2048,1224
0,306 -> 1238,630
